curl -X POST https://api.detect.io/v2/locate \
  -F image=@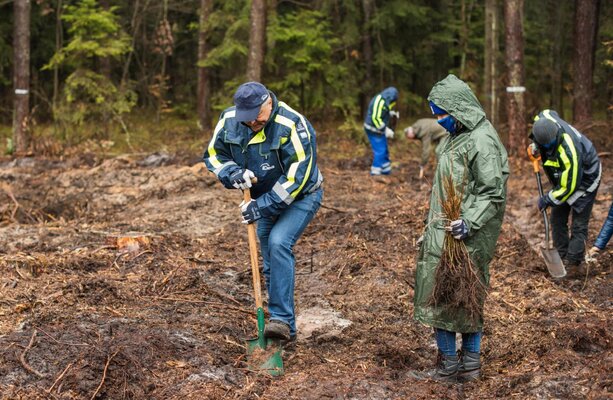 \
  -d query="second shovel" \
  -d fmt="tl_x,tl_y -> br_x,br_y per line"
528,147 -> 566,278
